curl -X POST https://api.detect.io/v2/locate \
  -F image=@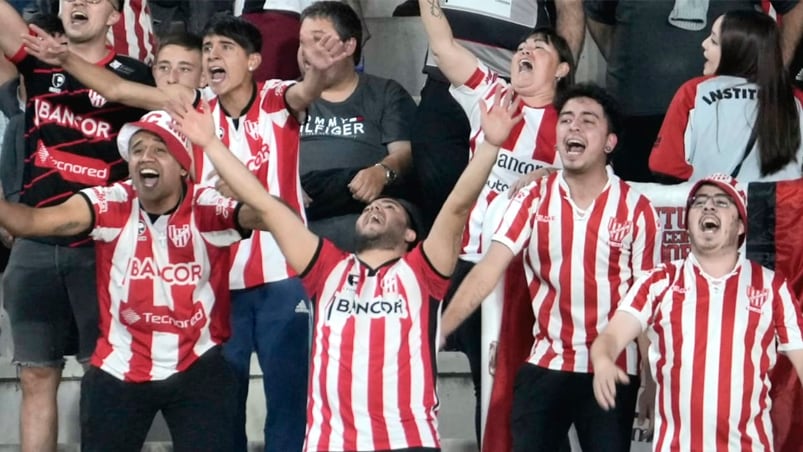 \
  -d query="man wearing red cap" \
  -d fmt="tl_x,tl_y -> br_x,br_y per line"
591,173 -> 803,451
0,110 -> 268,452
